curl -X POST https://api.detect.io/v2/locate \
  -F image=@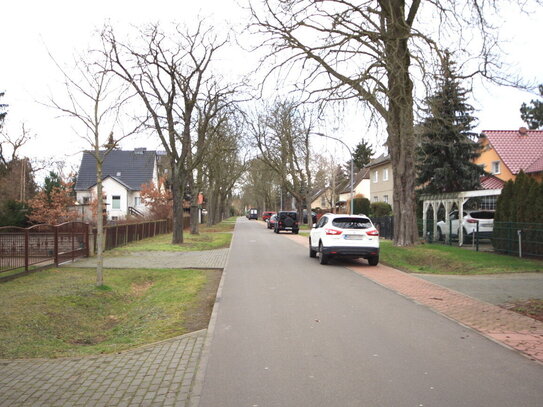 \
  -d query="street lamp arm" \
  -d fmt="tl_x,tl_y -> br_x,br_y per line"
311,132 -> 355,215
